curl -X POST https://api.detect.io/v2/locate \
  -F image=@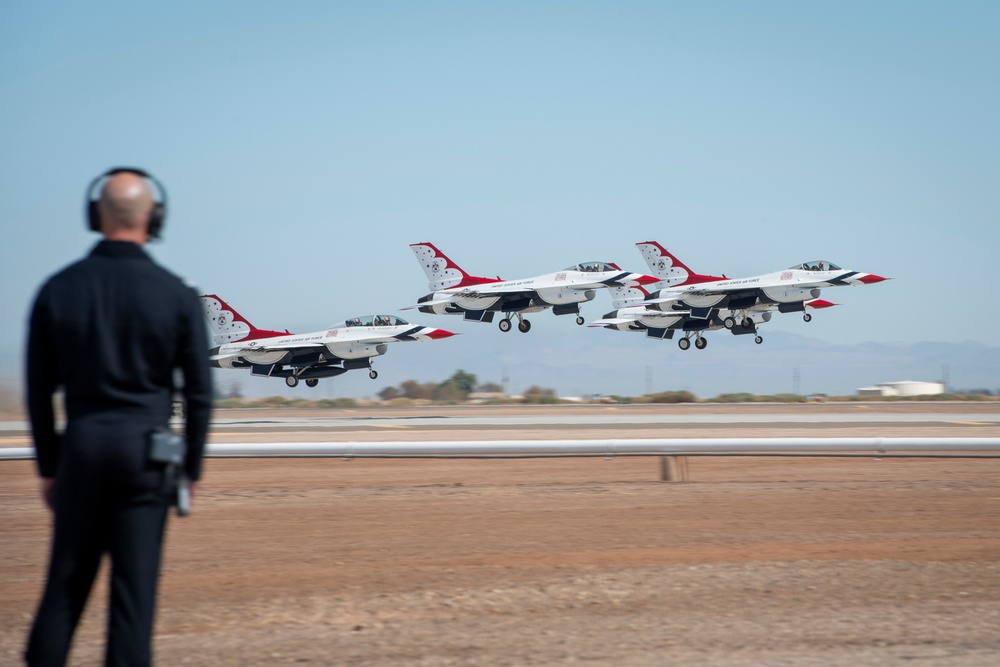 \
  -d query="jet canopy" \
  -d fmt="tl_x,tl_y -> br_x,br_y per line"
344,315 -> 408,327
790,260 -> 842,272
568,261 -> 619,272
